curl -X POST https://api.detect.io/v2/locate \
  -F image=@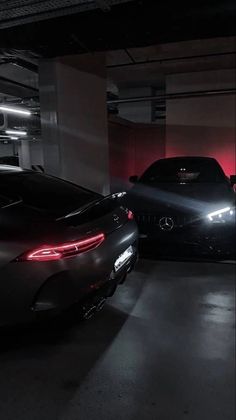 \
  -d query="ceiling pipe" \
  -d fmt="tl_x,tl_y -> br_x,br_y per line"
0,76 -> 38,92
11,58 -> 38,73
107,88 -> 236,104
0,58 -> 38,73
107,51 -> 236,68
